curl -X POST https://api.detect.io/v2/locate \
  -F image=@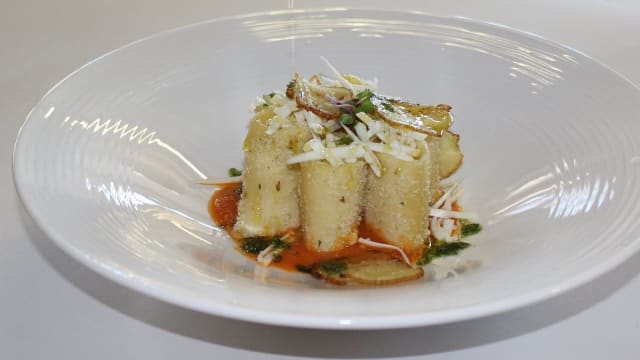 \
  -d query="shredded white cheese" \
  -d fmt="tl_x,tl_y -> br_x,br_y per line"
262,60 -> 428,177
265,117 -> 282,135
293,110 -> 306,127
319,57 -> 378,91
287,113 -> 427,176
428,179 -> 477,242
355,112 -> 373,126
429,208 -> 479,222
430,217 -> 458,242
196,176 -> 242,186
357,238 -> 412,266
256,233 -> 293,266
304,110 -> 329,135
256,244 -> 275,266
320,56 -> 355,92
325,119 -> 340,132
273,100 -> 297,122
433,178 -> 464,209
